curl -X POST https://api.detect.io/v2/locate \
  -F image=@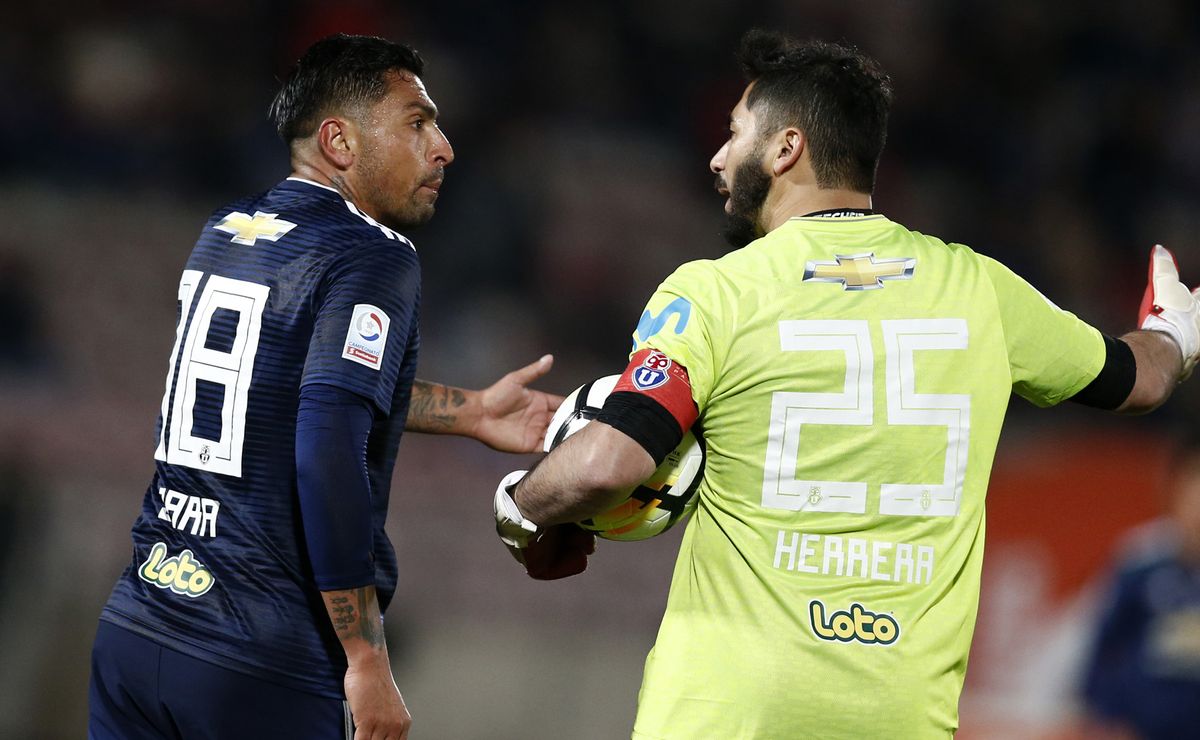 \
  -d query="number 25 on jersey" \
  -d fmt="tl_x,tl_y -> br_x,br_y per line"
762,318 -> 970,518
